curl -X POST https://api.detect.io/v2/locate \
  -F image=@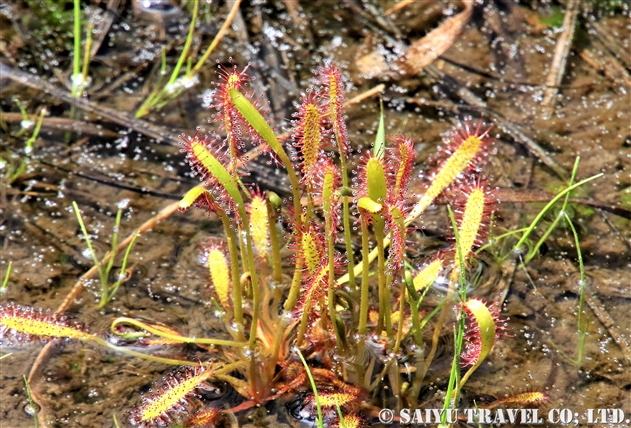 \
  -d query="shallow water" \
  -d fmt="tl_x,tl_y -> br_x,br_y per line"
1,1 -> 629,427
